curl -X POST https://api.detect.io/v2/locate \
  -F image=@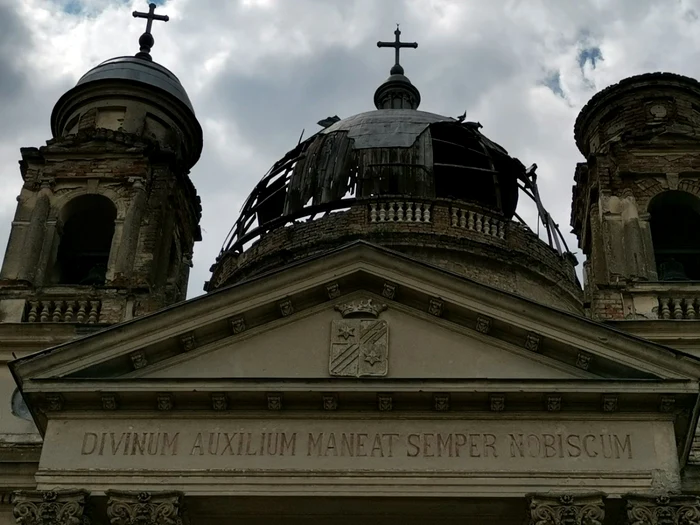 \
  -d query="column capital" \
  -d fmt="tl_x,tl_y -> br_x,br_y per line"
626,494 -> 700,525
106,490 -> 185,525
12,489 -> 90,525
529,493 -> 606,525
